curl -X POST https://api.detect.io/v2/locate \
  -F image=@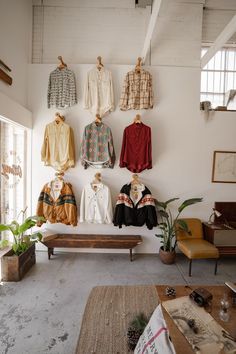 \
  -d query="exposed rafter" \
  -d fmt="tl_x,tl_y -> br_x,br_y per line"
141,0 -> 162,63
201,14 -> 236,69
